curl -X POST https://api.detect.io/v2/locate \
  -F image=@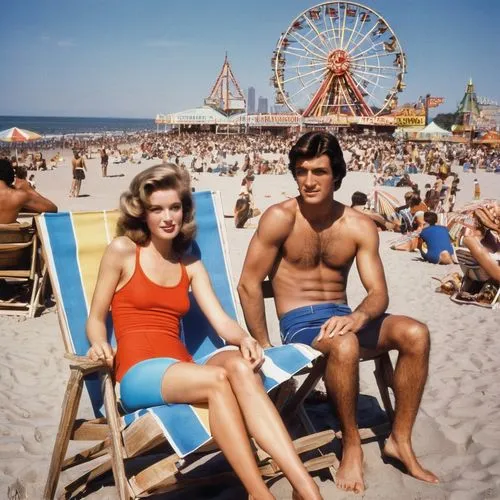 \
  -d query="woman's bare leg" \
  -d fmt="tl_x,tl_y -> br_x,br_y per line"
161,362 -> 273,500
208,351 -> 322,500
